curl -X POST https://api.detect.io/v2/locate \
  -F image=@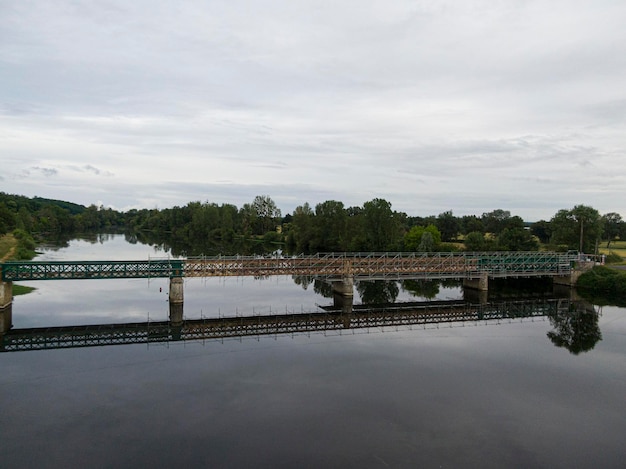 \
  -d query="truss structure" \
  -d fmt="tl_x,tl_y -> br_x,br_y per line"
1,259 -> 184,281
1,252 -> 576,282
